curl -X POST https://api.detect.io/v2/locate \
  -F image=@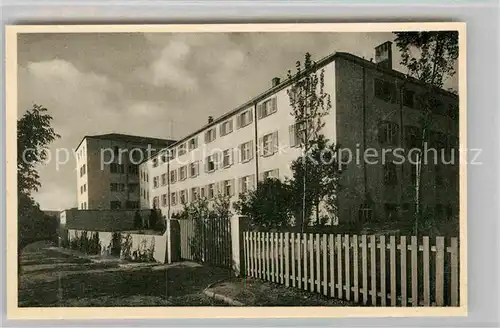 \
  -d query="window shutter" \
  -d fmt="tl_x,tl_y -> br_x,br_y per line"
230,179 -> 235,196
250,174 -> 255,190
248,109 -> 254,123
238,178 -> 243,194
228,119 -> 233,133
272,131 -> 279,154
204,157 -> 209,172
230,148 -> 234,166
238,144 -> 243,162
258,137 -> 264,157
289,124 -> 297,147
214,153 -> 219,170
236,114 -> 242,129
257,104 -> 263,119
271,97 -> 277,113
249,141 -> 254,160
